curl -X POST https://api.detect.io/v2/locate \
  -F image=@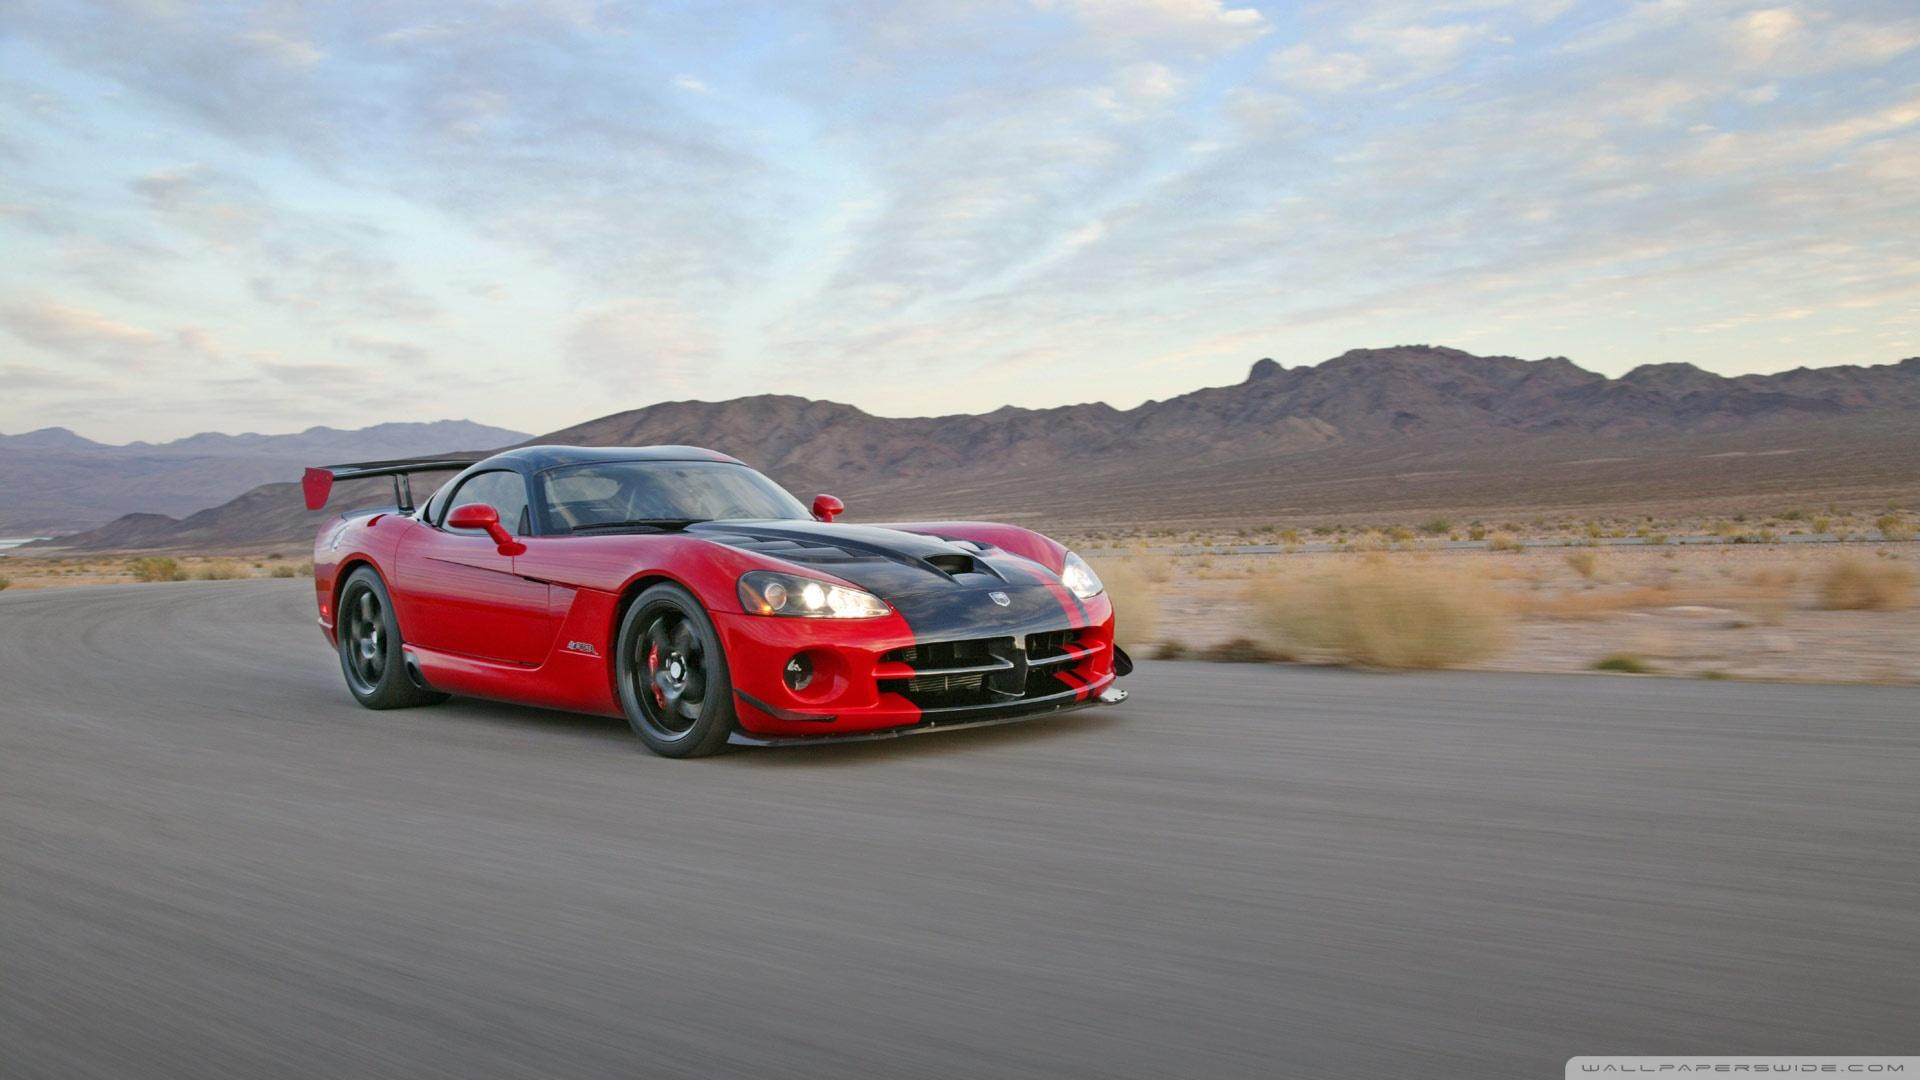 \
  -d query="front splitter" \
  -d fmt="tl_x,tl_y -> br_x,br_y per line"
727,689 -> 1125,748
